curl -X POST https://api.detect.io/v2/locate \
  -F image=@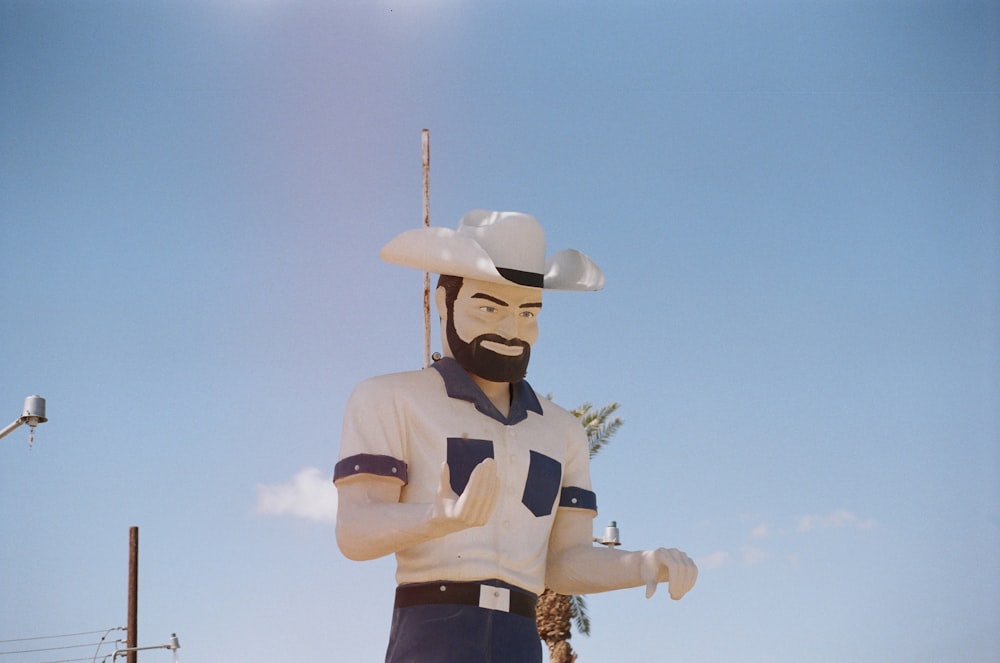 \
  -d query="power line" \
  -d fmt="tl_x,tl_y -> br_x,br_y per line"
0,627 -> 124,663
90,626 -> 124,663
0,630 -> 121,645
0,641 -> 109,655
